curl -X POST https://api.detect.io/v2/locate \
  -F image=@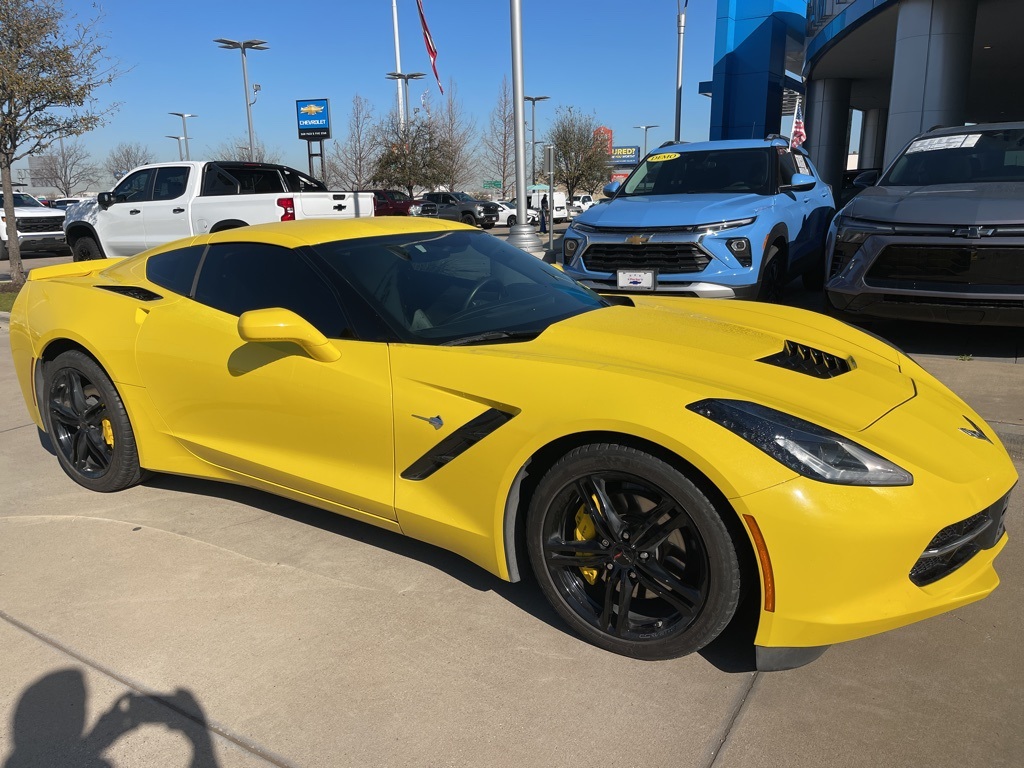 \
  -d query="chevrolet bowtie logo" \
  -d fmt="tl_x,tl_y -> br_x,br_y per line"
626,234 -> 652,245
954,226 -> 995,239
300,104 -> 325,116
